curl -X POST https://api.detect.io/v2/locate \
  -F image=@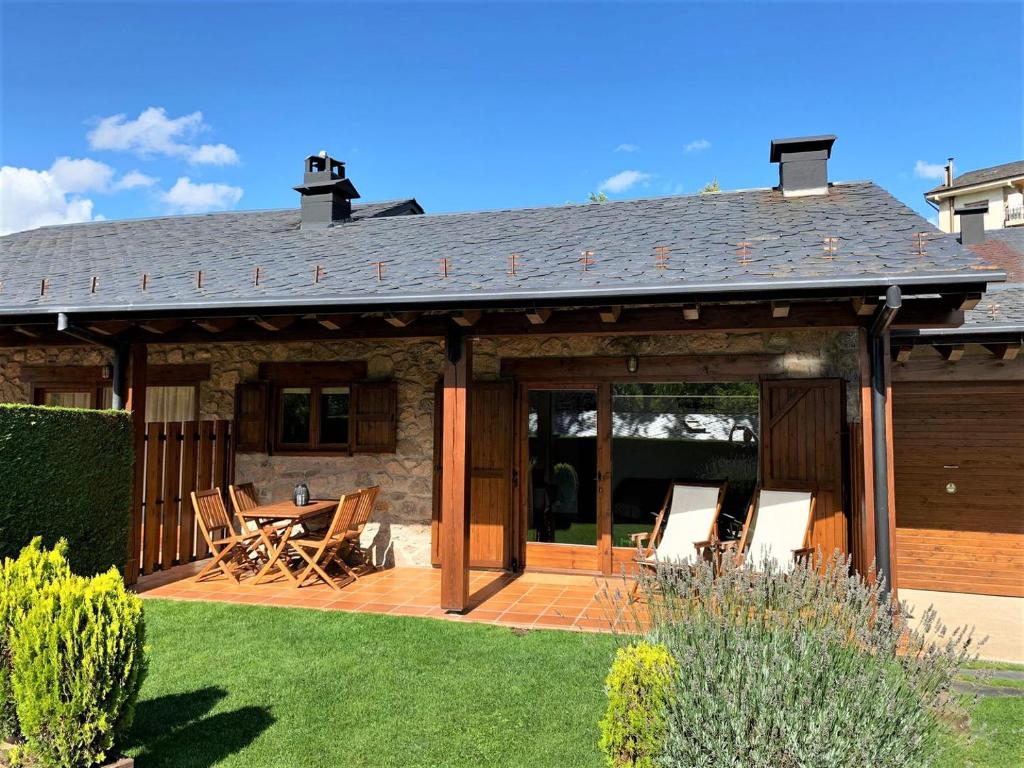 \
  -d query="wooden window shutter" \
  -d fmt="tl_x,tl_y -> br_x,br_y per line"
234,381 -> 269,453
351,381 -> 398,453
